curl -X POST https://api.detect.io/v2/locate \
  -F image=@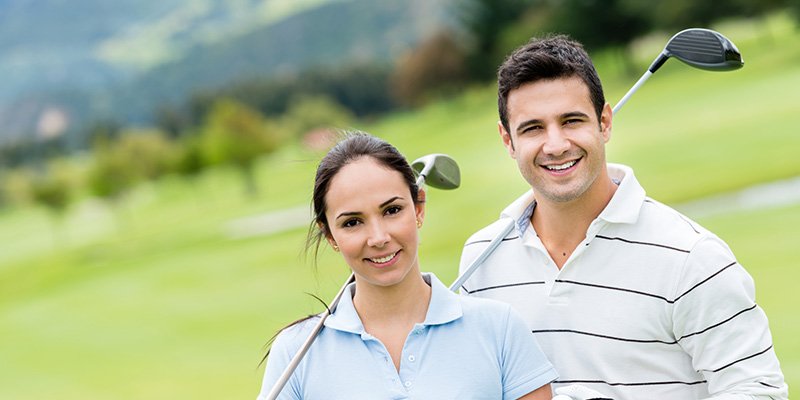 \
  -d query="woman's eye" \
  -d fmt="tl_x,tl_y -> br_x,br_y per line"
385,205 -> 402,215
342,219 -> 360,228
